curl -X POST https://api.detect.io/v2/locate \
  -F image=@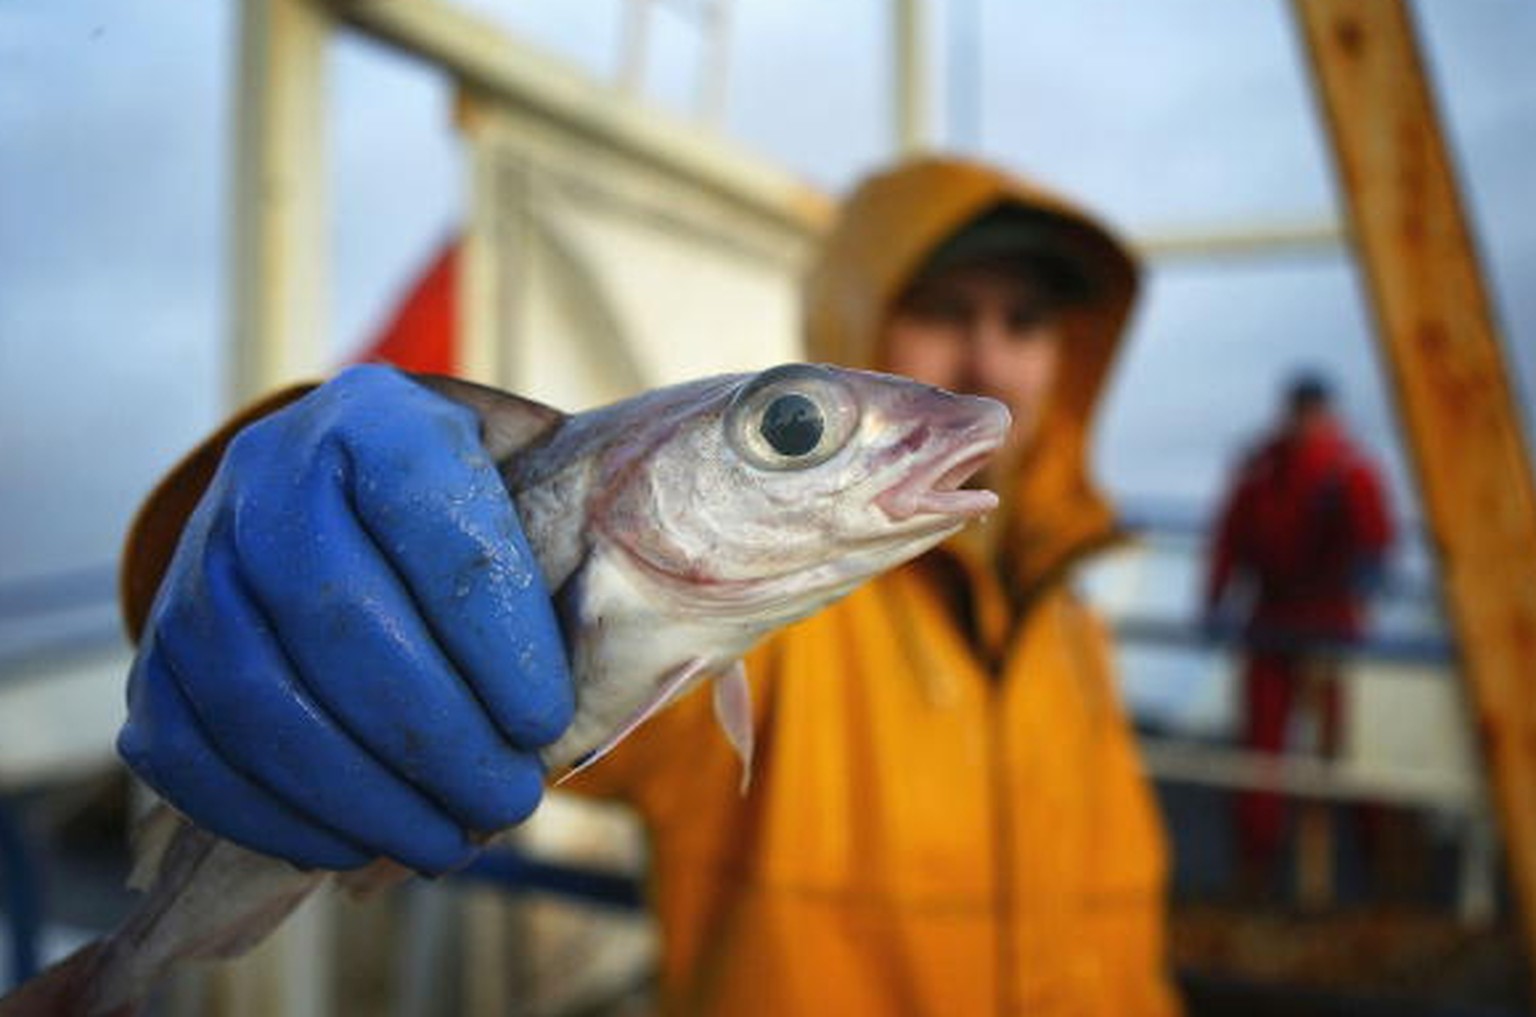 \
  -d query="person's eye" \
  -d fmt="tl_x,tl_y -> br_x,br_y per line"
899,287 -> 968,325
914,300 -> 968,328
1007,305 -> 1052,334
